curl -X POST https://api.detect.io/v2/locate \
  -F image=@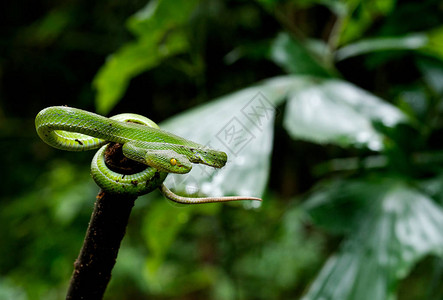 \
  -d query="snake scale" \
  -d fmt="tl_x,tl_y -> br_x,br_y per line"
35,106 -> 262,204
